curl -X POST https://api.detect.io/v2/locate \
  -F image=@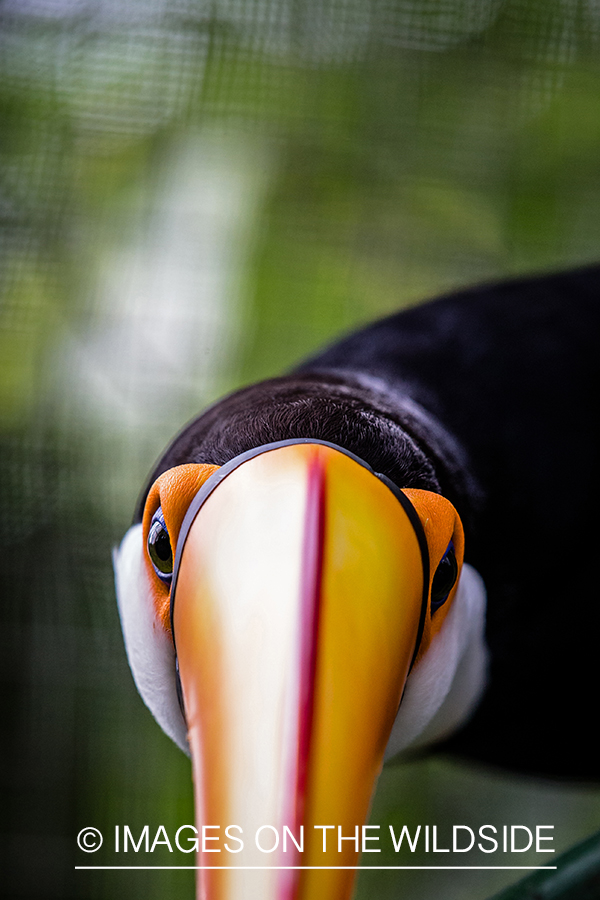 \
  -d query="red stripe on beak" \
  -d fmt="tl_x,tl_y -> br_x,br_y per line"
282,453 -> 326,900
